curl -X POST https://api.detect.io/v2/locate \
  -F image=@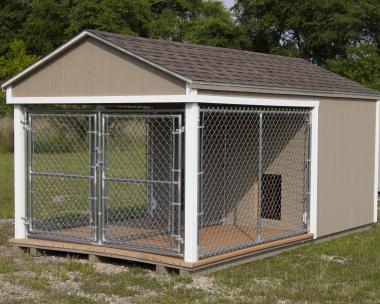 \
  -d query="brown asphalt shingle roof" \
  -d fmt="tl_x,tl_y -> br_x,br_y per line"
89,30 -> 378,97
